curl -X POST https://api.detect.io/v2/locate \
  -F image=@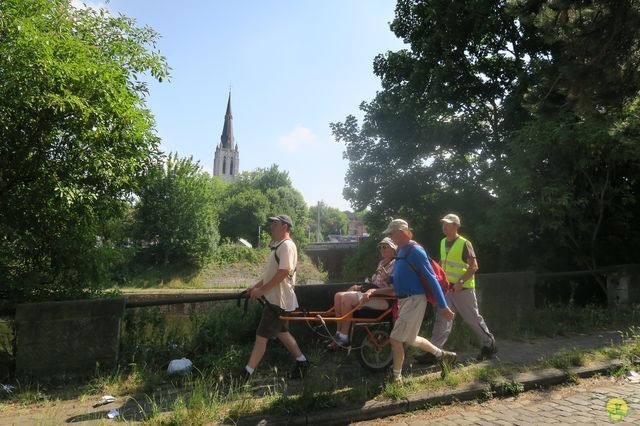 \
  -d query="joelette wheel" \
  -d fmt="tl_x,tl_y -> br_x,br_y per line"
355,326 -> 393,372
